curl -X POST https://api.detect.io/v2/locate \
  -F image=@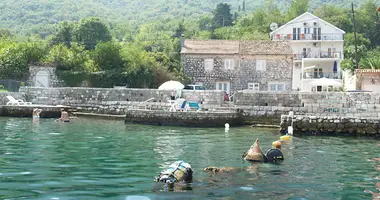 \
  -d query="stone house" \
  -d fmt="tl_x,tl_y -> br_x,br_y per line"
180,40 -> 293,94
